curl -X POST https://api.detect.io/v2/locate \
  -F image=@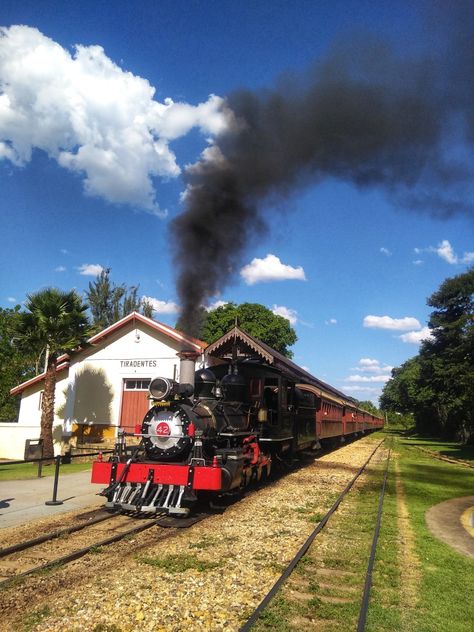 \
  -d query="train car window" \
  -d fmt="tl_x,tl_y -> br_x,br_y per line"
249,378 -> 263,398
